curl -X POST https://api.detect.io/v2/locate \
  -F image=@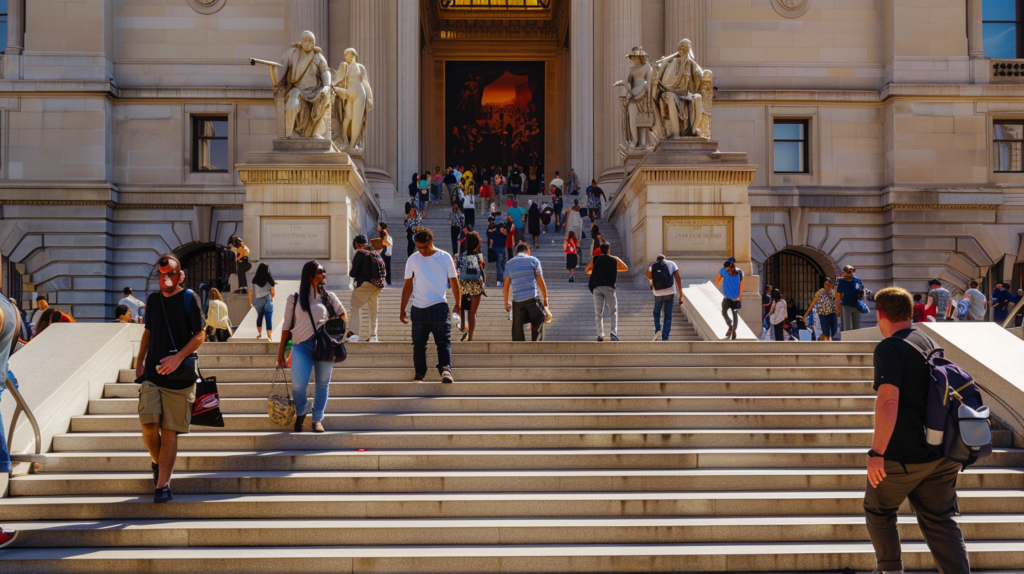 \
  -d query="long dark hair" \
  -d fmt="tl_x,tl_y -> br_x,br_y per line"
298,260 -> 322,313
771,288 -> 781,302
252,262 -> 275,288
